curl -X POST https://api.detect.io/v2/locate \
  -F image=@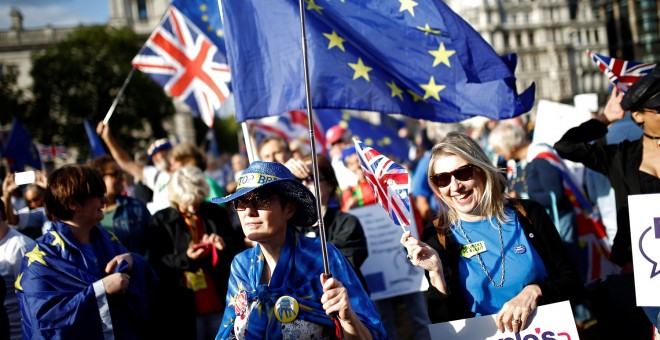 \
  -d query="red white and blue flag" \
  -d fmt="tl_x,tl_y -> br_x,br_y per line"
132,5 -> 231,127
354,139 -> 411,228
249,110 -> 327,154
528,143 -> 618,281
588,50 -> 656,92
